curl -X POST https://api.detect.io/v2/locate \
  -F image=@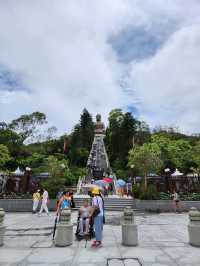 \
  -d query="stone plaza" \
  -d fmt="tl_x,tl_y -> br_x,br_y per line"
1,211 -> 200,266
